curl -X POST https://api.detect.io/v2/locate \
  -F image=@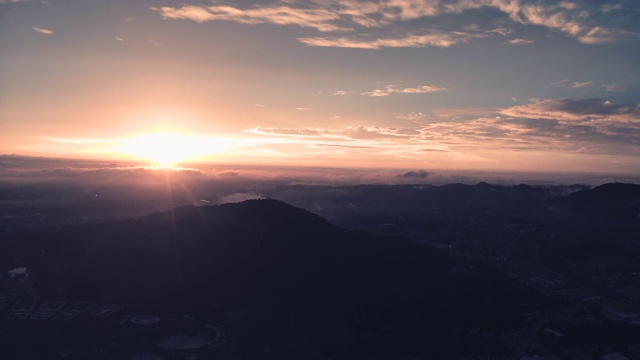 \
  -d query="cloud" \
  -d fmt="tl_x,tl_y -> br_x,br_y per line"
116,37 -> 125,41
571,81 -> 593,89
601,4 -> 623,13
486,26 -> 512,36
485,1 -> 623,44
247,119 -> 541,159
32,27 -> 53,35
499,98 -> 640,122
421,148 -> 450,153
578,26 -> 624,44
247,126 -> 326,137
373,1 -> 628,45
217,192 -> 263,204
362,84 -> 447,97
504,38 -> 533,45
398,170 -> 430,179
396,85 -> 448,94
312,143 -> 376,150
552,79 -> 596,90
603,84 -> 625,92
362,89 -> 390,97
331,90 -> 353,95
396,112 -> 427,121
151,4 -> 348,32
152,5 -> 216,23
343,125 -> 420,139
245,98 -> 640,160
551,79 -> 570,88
151,1 -> 632,47
298,30 -> 484,49
247,125 -> 418,140
558,1 -> 579,10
